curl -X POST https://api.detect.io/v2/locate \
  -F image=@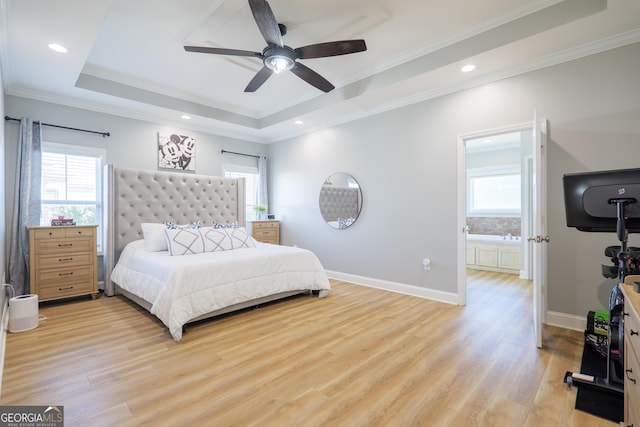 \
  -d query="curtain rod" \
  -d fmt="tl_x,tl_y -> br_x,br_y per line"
4,116 -> 110,138
221,149 -> 262,159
